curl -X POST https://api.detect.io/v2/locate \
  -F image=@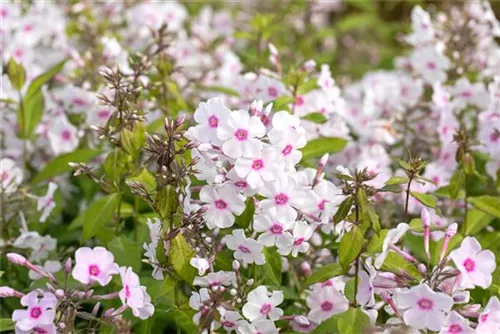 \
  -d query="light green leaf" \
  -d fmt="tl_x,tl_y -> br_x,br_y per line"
336,308 -> 371,334
301,112 -> 328,124
297,78 -> 318,95
82,193 -> 121,241
366,229 -> 388,255
25,59 -> 67,100
17,89 -> 44,139
263,247 -> 282,286
301,137 -> 347,160
108,236 -> 142,272
156,186 -> 180,229
384,176 -> 409,186
468,196 -> 500,218
464,209 -> 494,235
410,191 -> 437,209
32,149 -> 101,184
6,58 -> 26,90
304,263 -> 342,286
339,226 -> 364,273
0,319 -> 15,332
169,233 -> 196,284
